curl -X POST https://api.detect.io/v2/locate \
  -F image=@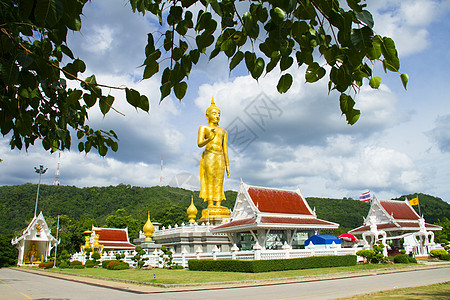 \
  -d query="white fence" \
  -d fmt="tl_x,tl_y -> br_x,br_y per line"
72,247 -> 358,268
